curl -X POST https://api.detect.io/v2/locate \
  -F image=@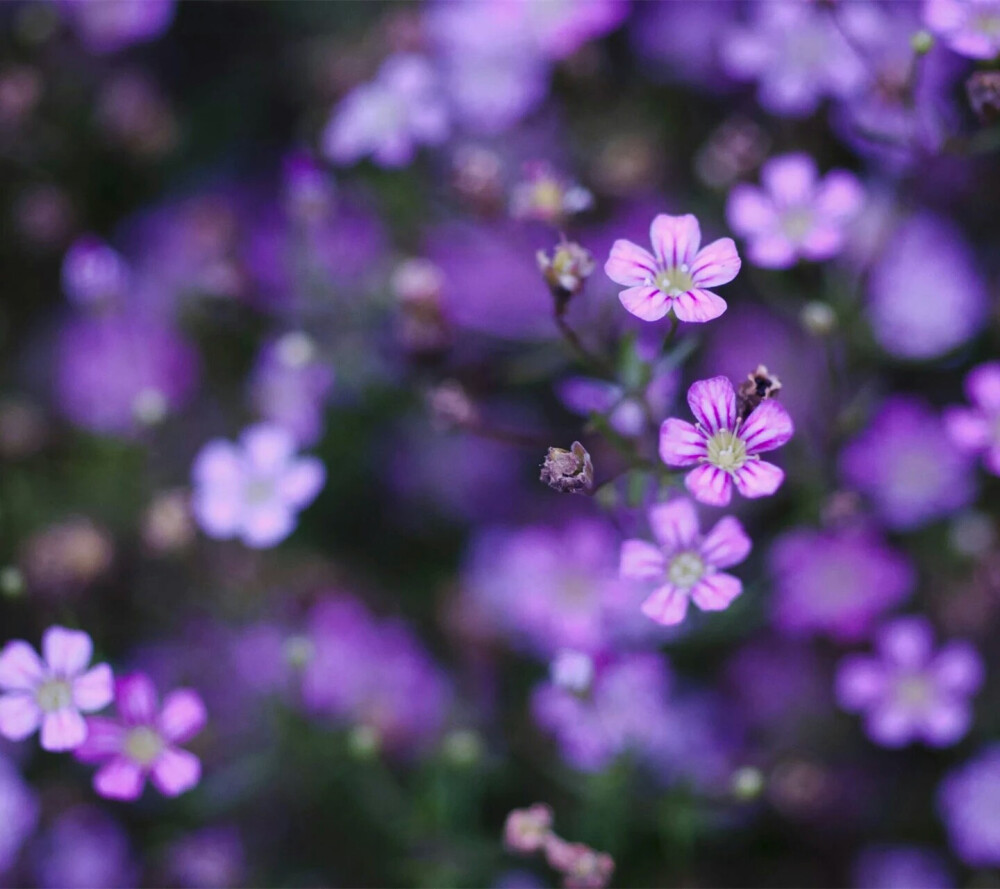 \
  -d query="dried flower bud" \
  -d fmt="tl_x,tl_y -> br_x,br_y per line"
736,365 -> 782,420
537,240 -> 595,309
427,380 -> 478,430
504,804 -> 554,854
968,70 -> 1000,124
540,442 -> 594,494
545,837 -> 615,889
